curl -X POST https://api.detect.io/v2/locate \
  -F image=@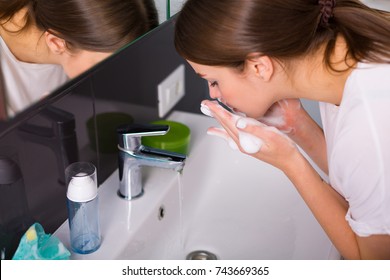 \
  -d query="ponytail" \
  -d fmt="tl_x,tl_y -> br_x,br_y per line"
331,0 -> 390,67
